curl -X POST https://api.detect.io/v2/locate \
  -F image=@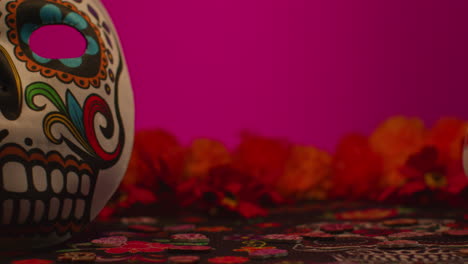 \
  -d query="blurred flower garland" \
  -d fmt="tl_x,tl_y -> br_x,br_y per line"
101,117 -> 468,219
